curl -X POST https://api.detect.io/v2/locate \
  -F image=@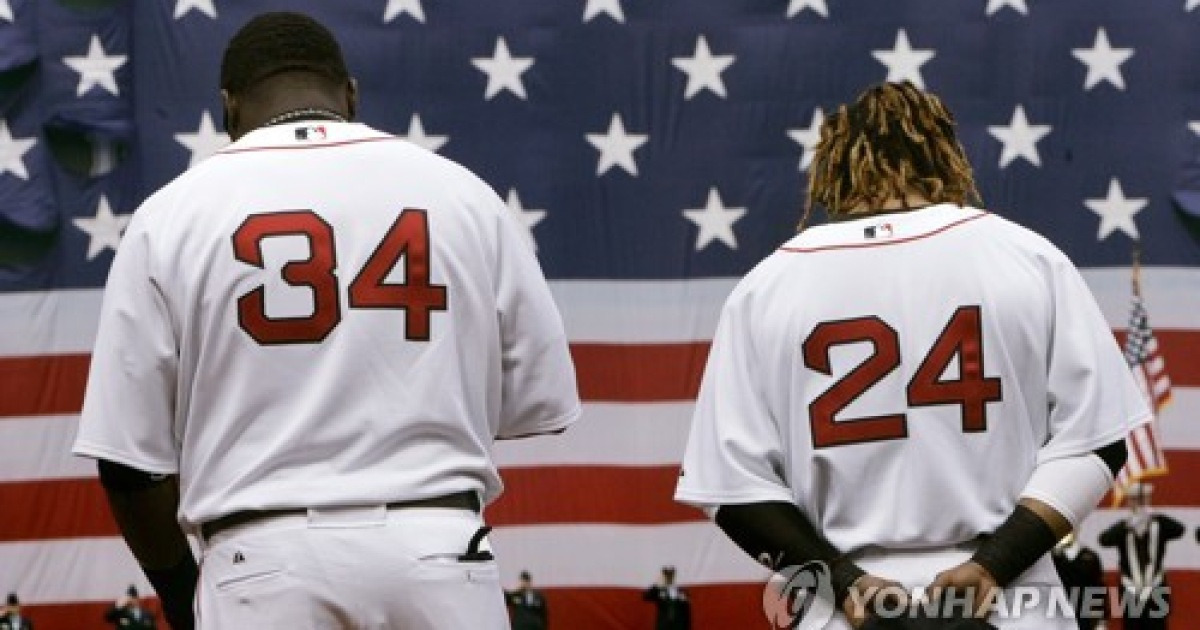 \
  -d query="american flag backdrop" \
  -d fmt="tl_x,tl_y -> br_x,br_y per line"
1,0 -> 1199,628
